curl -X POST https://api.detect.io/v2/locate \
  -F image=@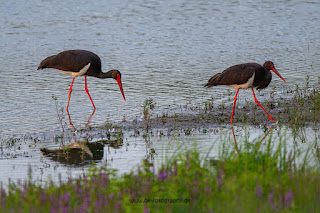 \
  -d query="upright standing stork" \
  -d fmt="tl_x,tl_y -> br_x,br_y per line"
37,50 -> 126,110
205,61 -> 285,123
